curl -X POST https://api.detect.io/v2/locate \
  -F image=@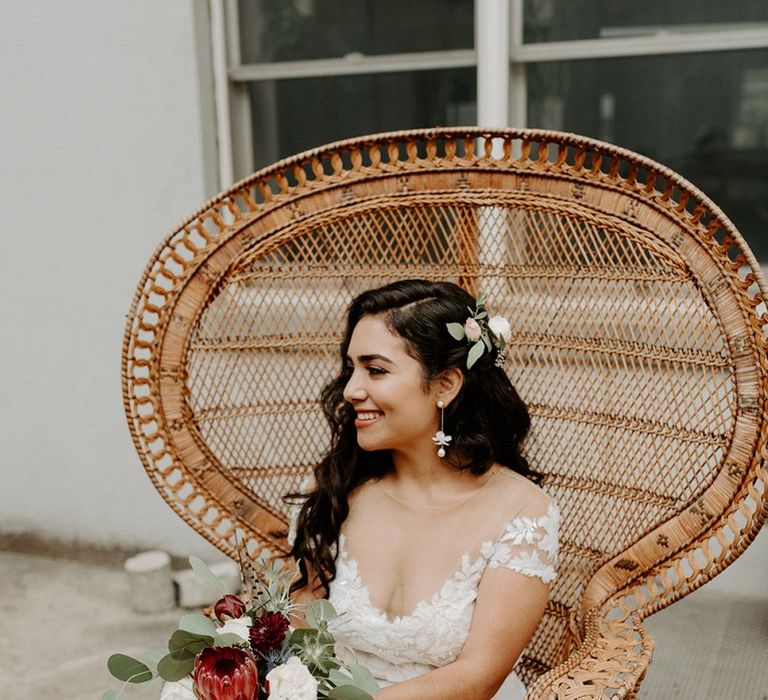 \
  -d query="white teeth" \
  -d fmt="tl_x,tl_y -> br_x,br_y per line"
357,412 -> 381,421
